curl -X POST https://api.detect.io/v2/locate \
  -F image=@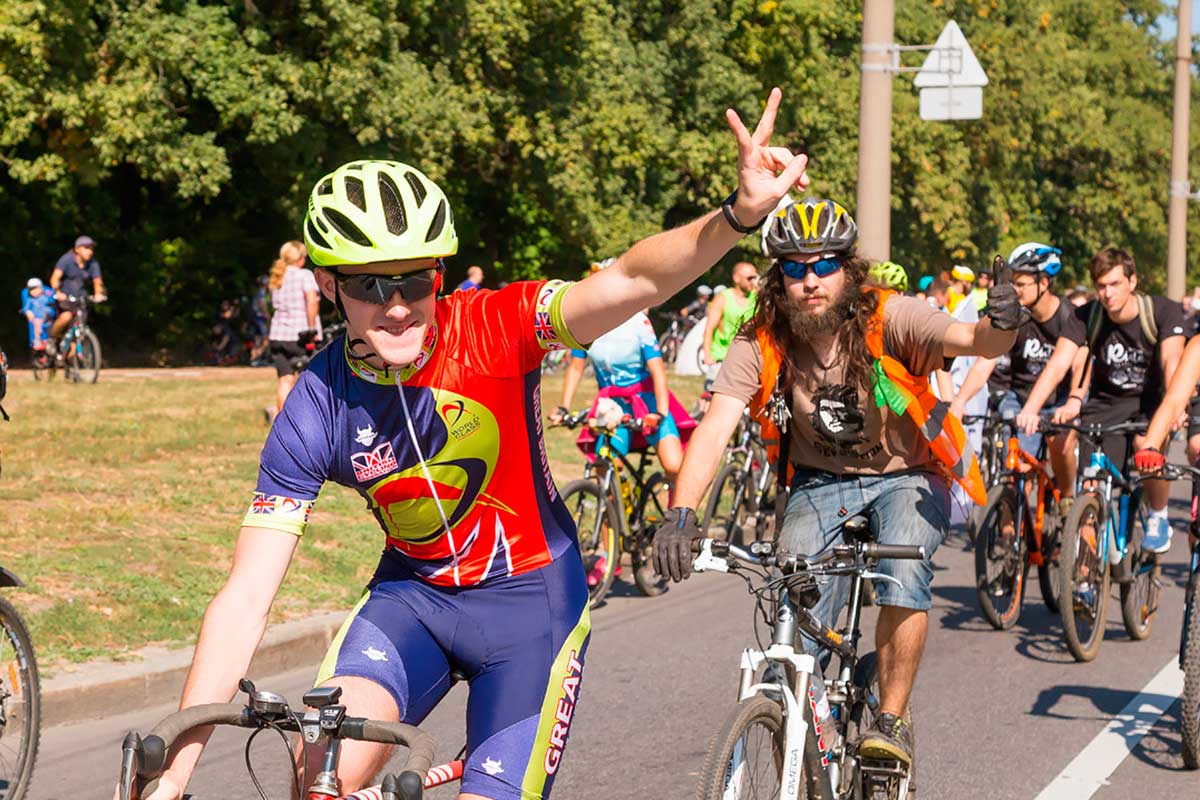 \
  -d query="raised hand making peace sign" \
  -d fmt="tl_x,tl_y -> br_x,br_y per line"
724,87 -> 811,228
